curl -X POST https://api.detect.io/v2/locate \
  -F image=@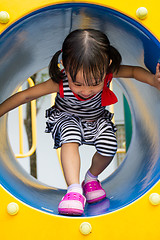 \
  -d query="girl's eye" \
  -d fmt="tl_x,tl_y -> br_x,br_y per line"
92,82 -> 103,86
73,81 -> 103,87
